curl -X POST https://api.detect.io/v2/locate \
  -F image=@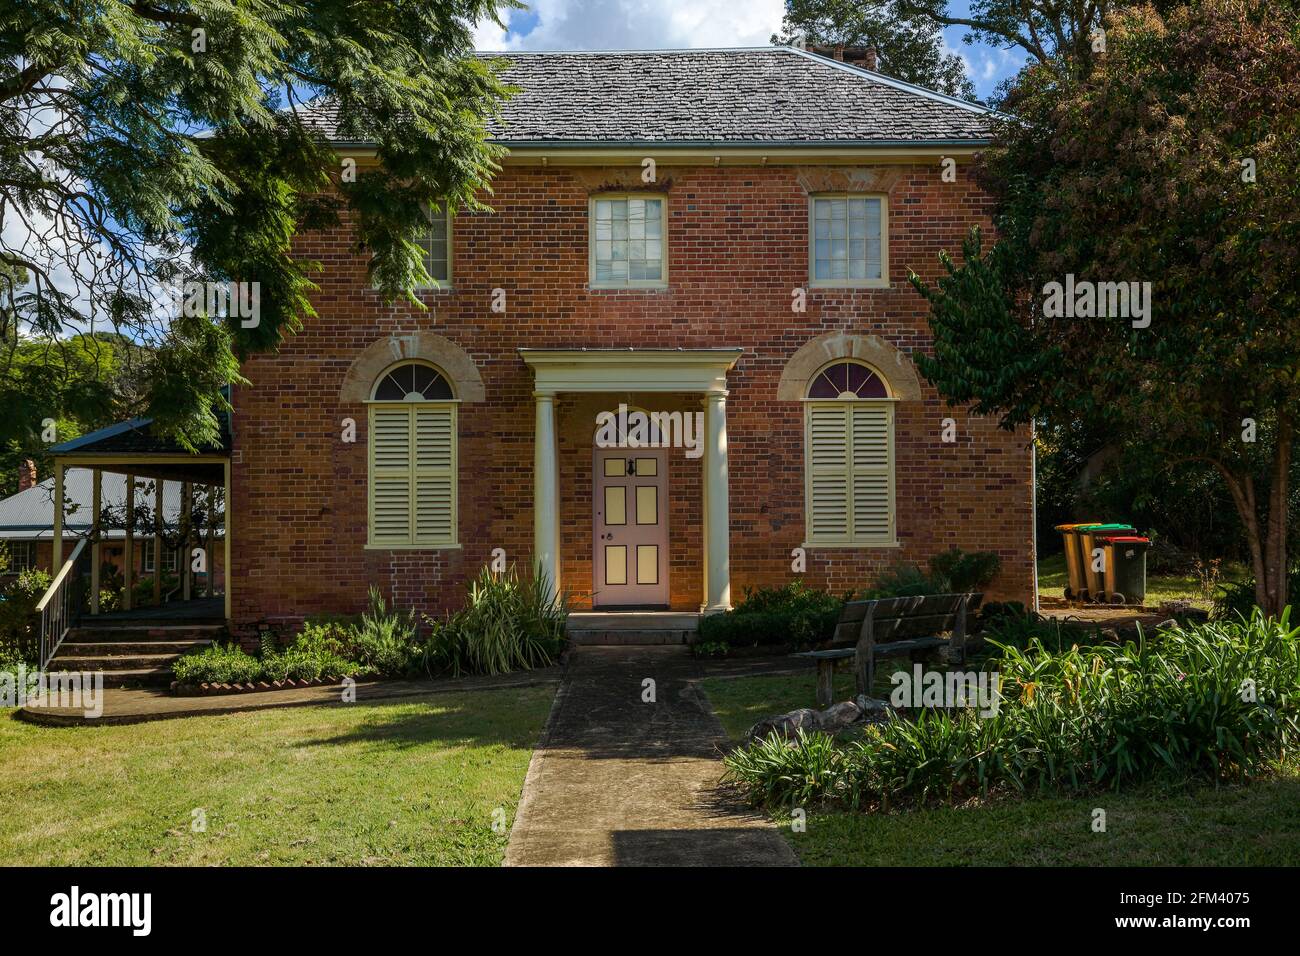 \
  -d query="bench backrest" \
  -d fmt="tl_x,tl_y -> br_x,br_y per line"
830,593 -> 984,646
